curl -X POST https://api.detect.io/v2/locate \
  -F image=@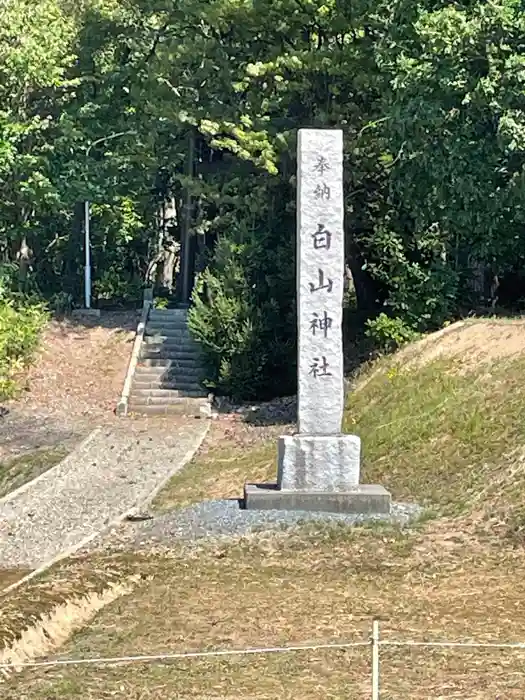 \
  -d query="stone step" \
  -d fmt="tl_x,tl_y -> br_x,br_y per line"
143,338 -> 198,351
141,349 -> 201,361
135,363 -> 203,376
144,325 -> 191,336
146,320 -> 189,332
135,365 -> 206,382
136,356 -> 203,368
133,373 -> 204,387
131,387 -> 207,400
128,398 -> 208,417
149,308 -> 188,319
143,332 -> 192,343
142,337 -> 198,347
133,383 -> 205,395
133,371 -> 204,390
138,356 -> 199,367
134,368 -> 204,380
133,372 -> 203,389
161,379 -> 204,392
